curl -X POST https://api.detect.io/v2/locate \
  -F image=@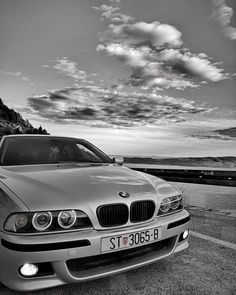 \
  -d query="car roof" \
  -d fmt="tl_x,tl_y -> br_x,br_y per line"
1,134 -> 82,140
